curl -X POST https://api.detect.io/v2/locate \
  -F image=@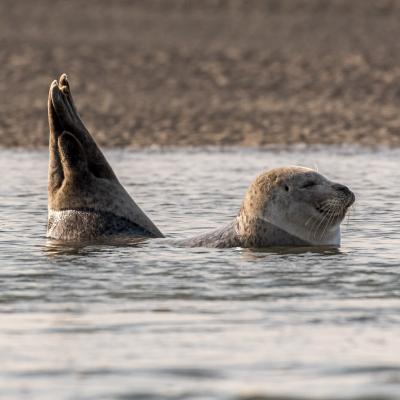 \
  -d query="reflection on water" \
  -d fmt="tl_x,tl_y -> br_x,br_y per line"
44,237 -> 150,257
0,147 -> 399,400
